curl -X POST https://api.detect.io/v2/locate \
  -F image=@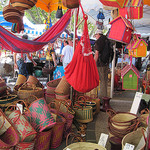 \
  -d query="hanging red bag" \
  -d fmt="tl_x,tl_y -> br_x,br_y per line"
65,4 -> 99,93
